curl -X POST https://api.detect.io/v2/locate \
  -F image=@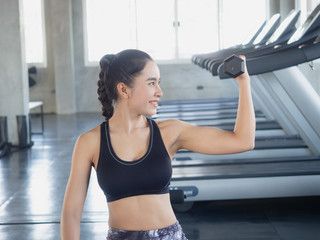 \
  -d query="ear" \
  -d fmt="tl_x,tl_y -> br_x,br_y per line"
116,82 -> 131,99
